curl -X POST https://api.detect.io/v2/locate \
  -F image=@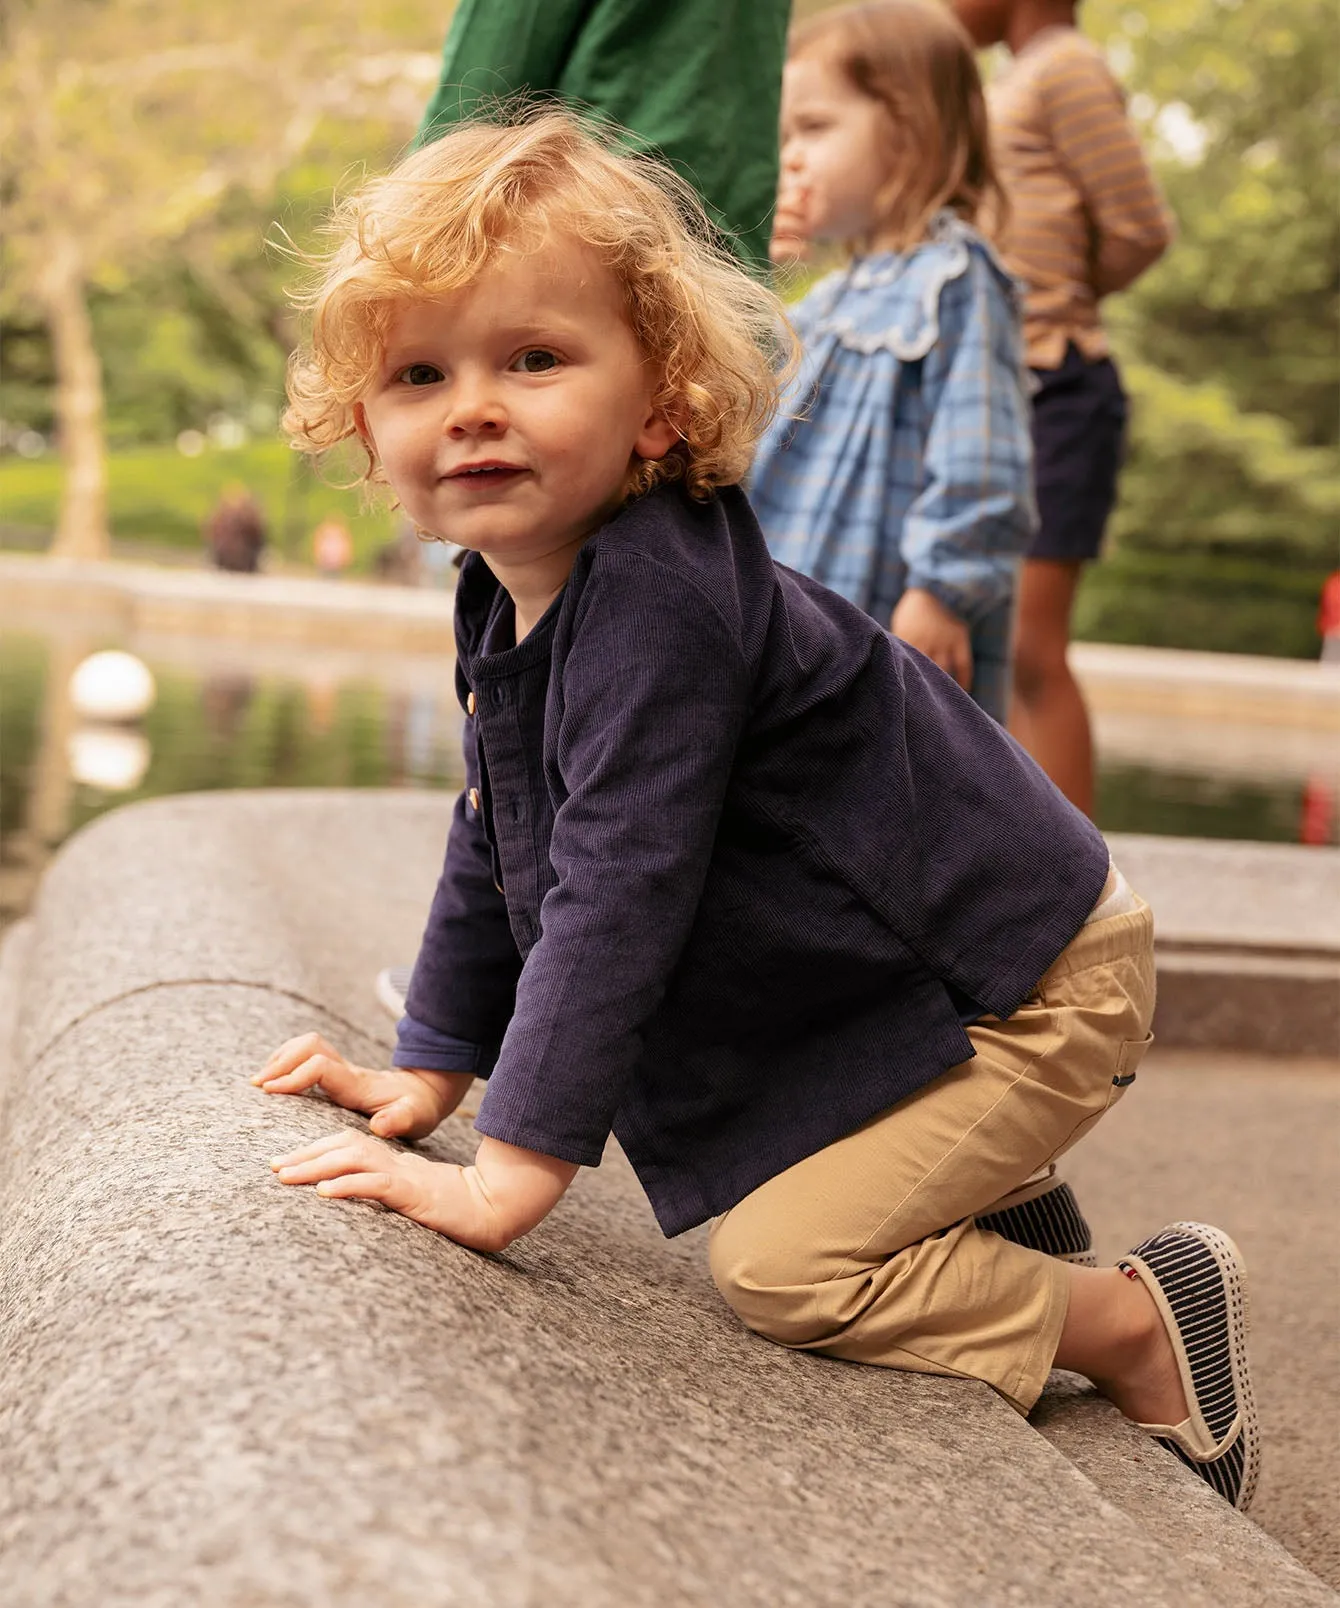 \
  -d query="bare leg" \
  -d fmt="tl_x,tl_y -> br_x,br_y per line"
1010,558 -> 1094,816
1053,1264 -> 1188,1426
